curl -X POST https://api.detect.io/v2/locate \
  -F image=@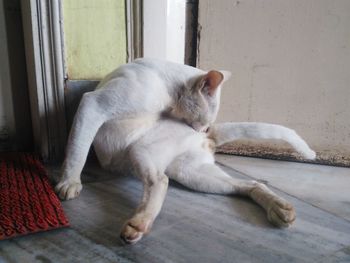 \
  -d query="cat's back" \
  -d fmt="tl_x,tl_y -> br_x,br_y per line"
97,58 -> 205,90
133,58 -> 204,78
